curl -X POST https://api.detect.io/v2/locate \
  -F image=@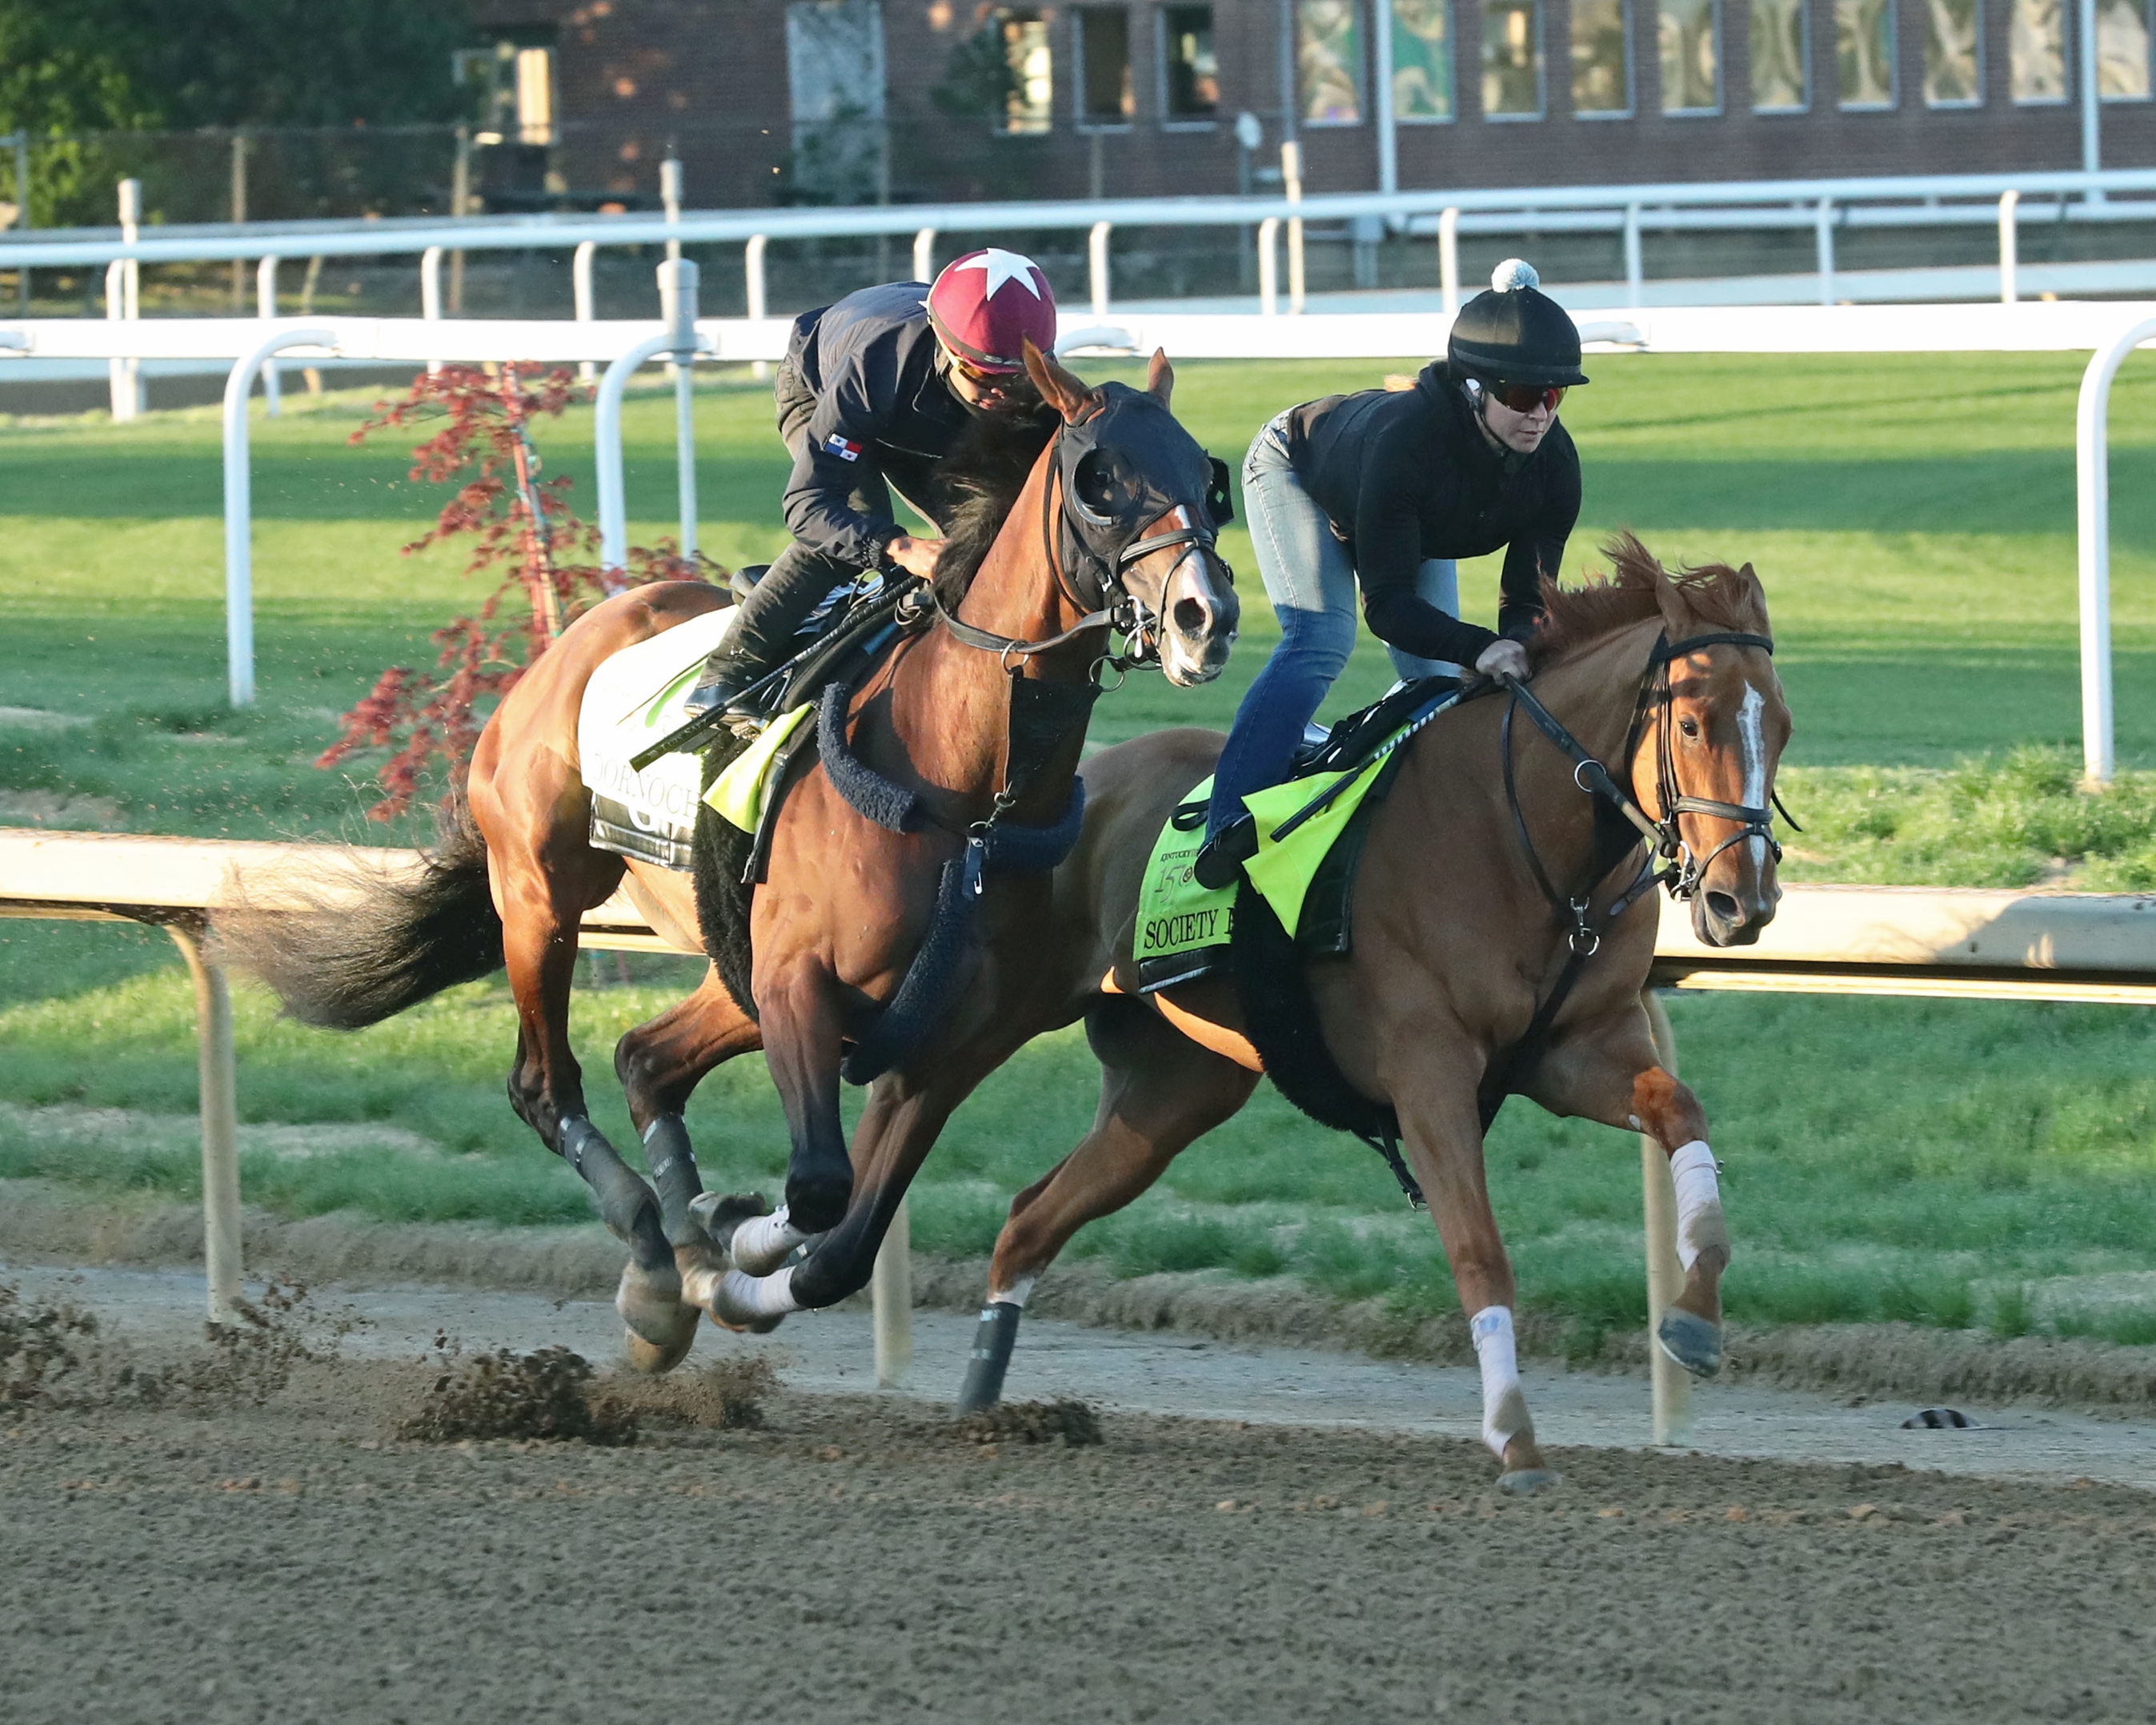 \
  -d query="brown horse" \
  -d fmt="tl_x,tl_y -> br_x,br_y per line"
898,538 -> 1785,1490
218,343 -> 1239,1368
